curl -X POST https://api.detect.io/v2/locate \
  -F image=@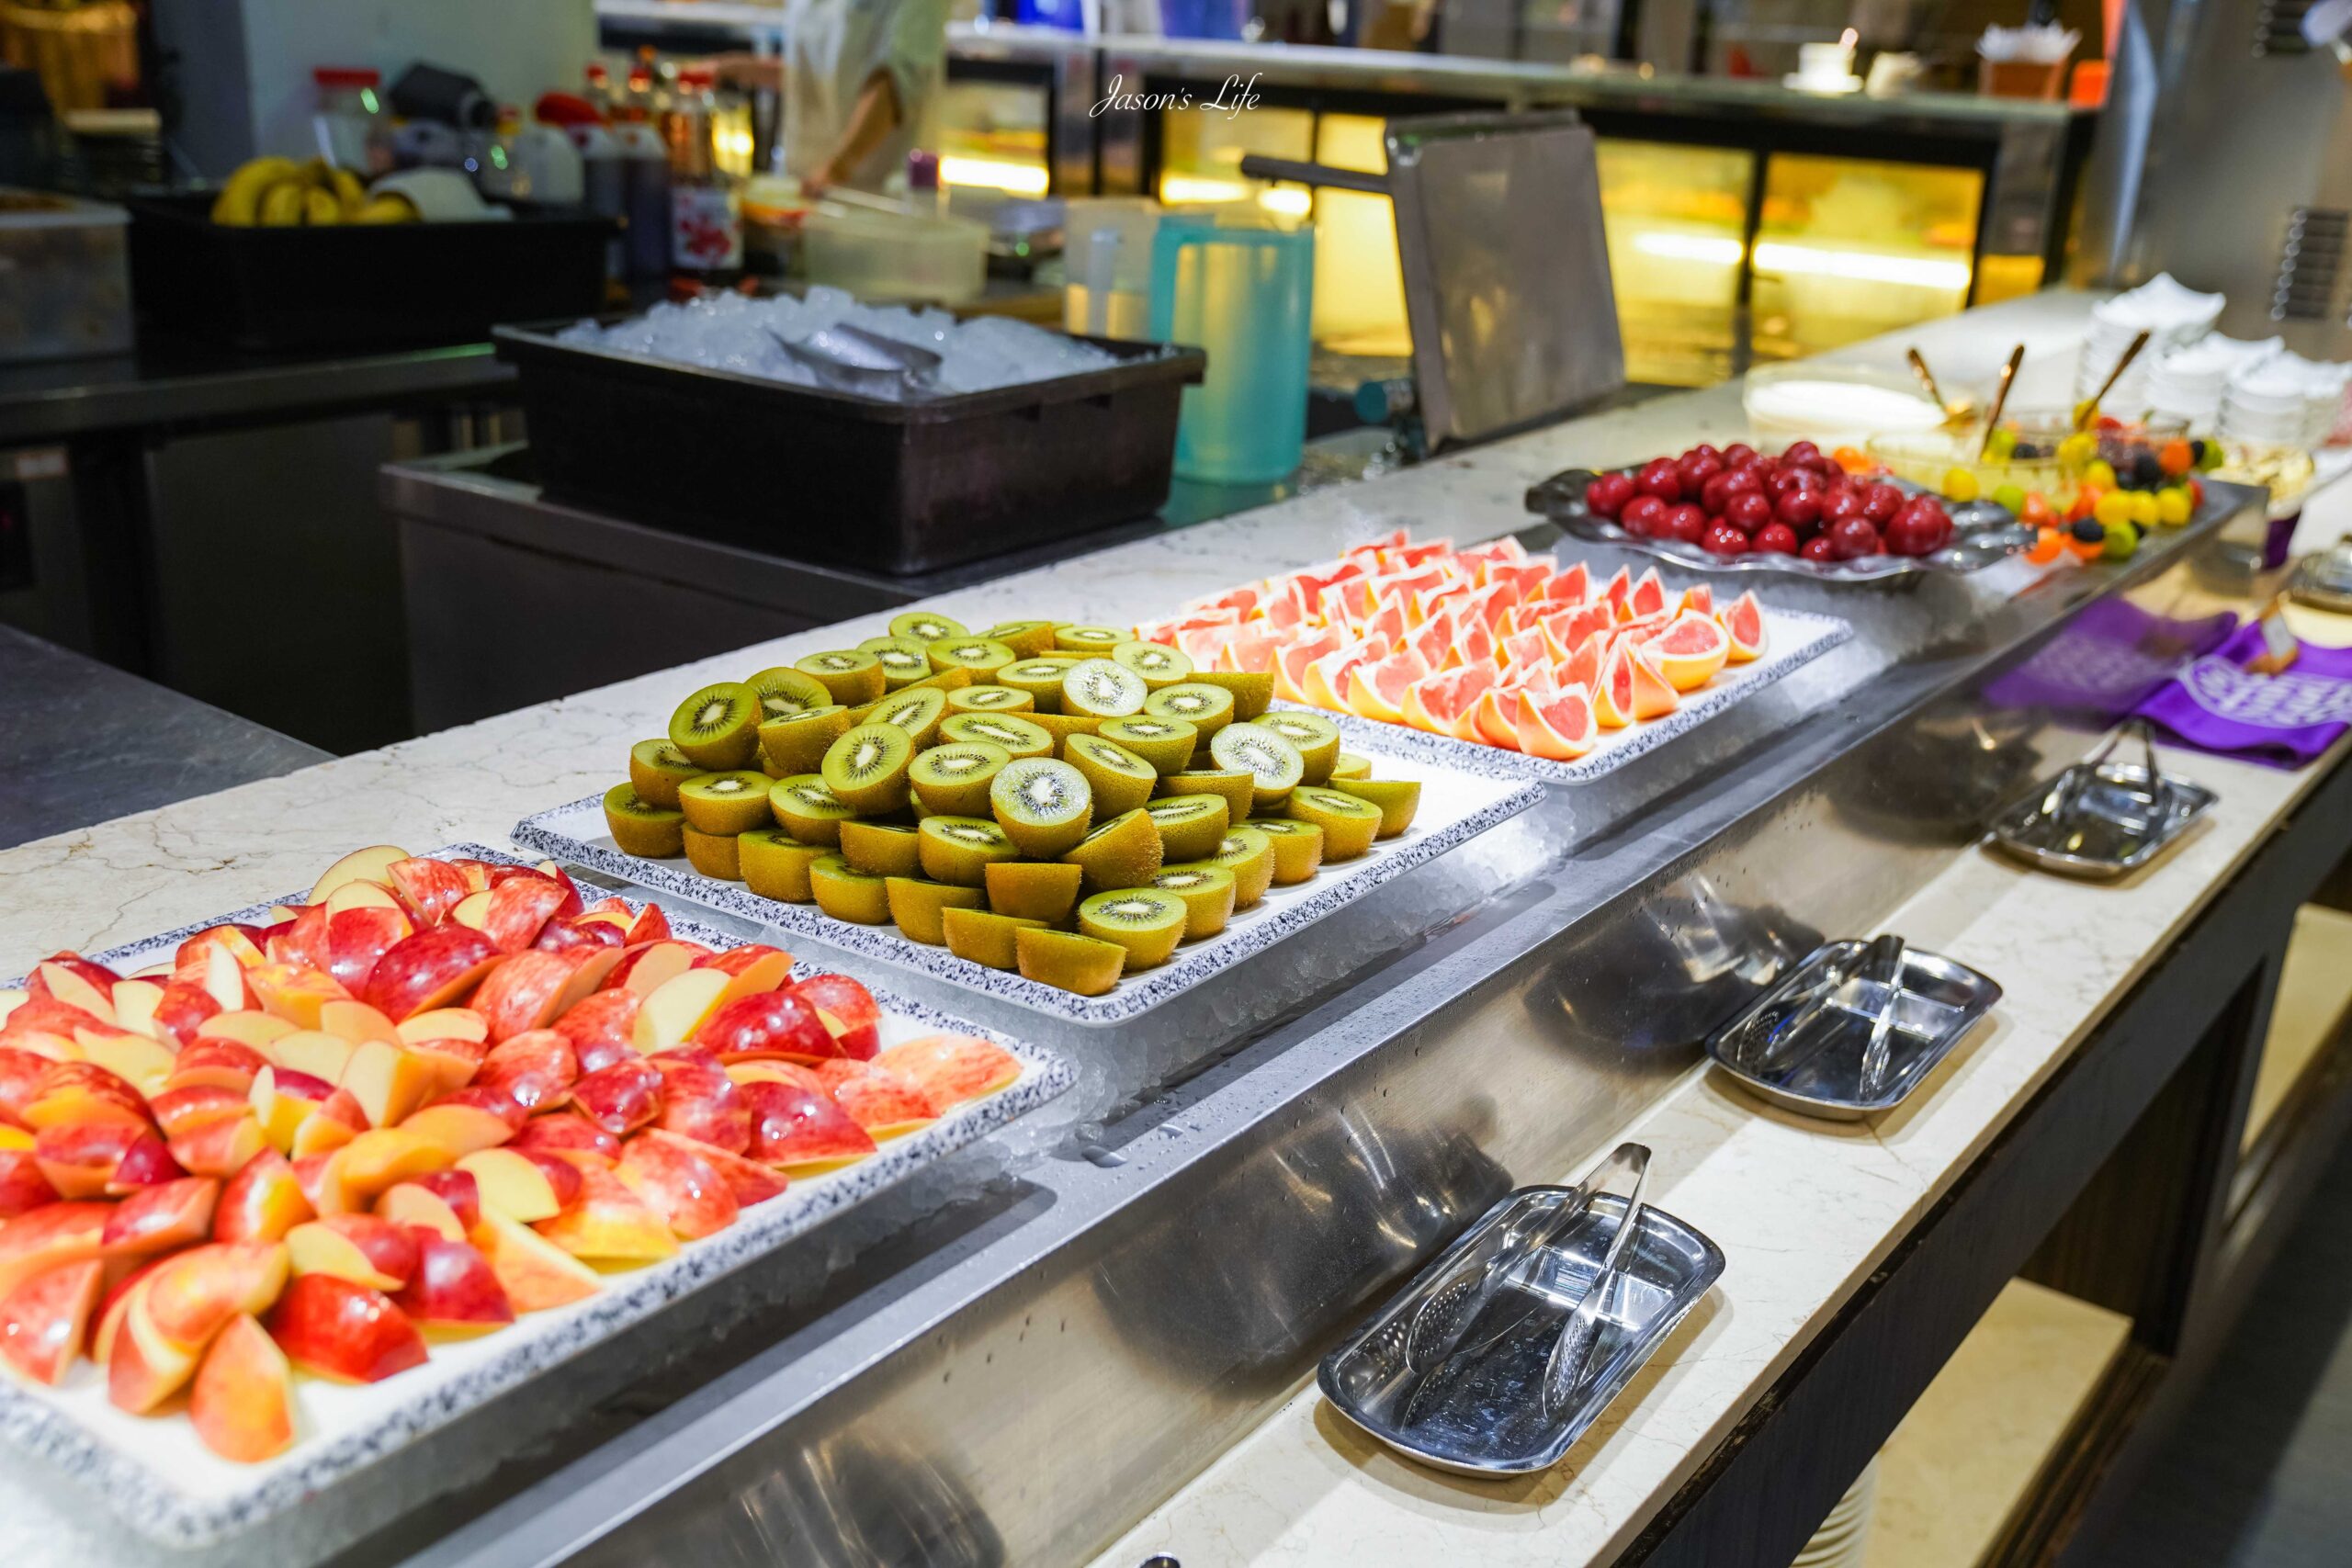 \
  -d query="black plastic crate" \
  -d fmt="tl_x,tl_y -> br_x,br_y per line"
495,322 -> 1204,576
127,196 -> 612,352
